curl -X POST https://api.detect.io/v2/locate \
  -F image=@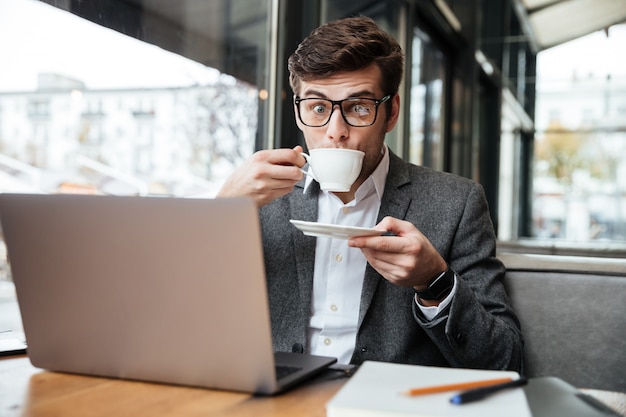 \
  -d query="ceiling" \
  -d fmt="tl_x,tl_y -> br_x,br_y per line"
521,0 -> 626,50
45,0 -> 626,55
124,0 -> 626,53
